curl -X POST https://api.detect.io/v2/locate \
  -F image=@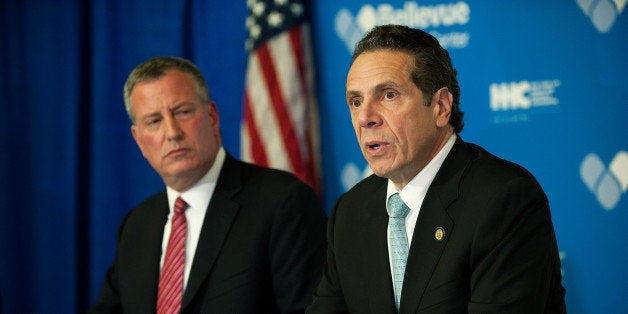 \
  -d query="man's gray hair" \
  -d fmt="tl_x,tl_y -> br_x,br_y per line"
123,56 -> 210,123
